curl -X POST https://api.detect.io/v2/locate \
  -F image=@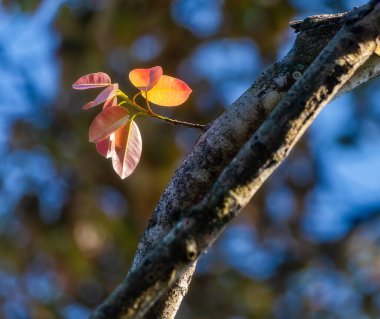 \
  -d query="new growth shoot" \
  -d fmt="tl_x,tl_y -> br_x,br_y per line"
72,66 -> 204,179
